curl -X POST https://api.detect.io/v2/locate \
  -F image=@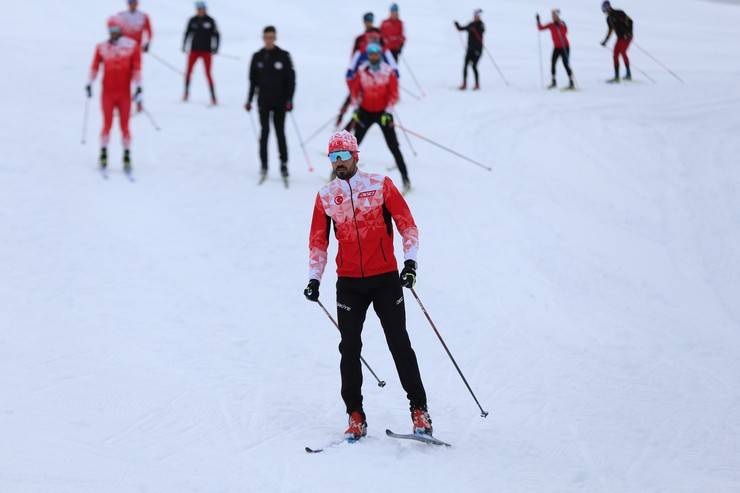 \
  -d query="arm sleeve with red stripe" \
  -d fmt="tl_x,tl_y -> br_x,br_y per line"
388,71 -> 399,108
383,177 -> 418,261
89,45 -> 102,84
308,193 -> 330,281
